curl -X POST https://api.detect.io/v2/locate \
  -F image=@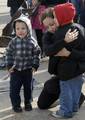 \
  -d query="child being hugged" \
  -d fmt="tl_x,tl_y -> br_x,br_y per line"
41,2 -> 85,118
5,15 -> 40,113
